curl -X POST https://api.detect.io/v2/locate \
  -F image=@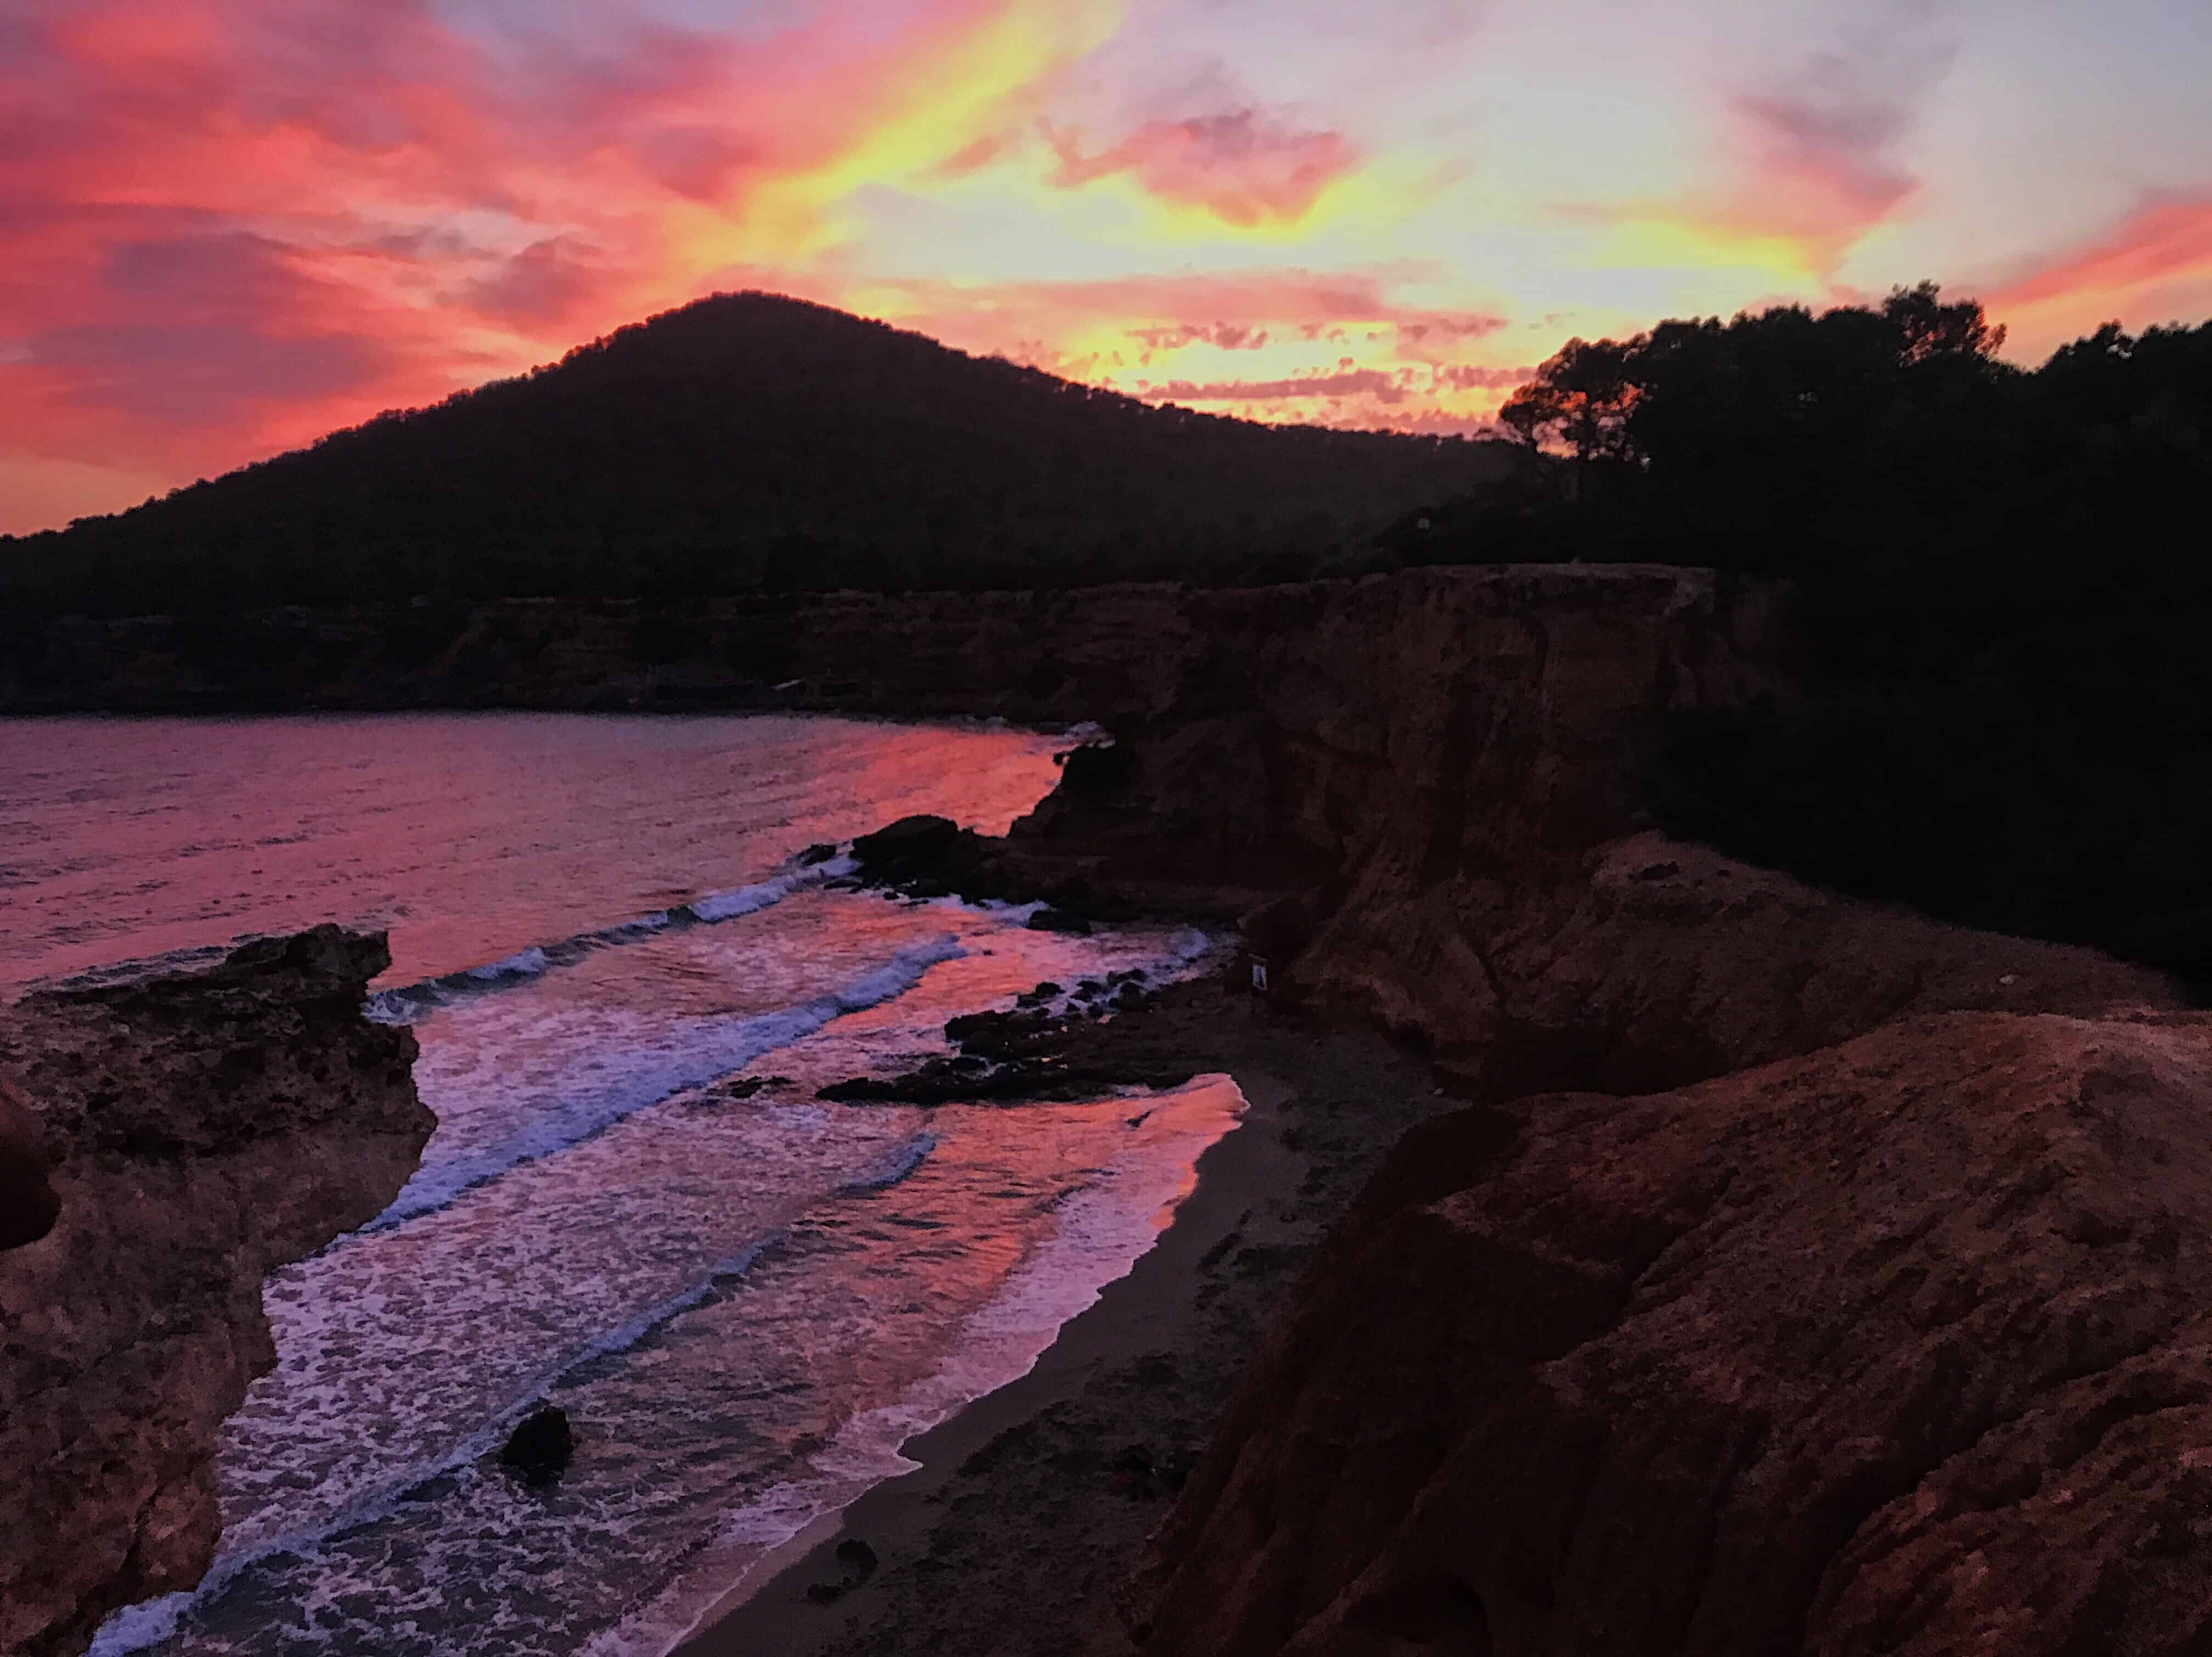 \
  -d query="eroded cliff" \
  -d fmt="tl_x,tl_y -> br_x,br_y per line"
912,567 -> 2211,1654
0,928 -> 432,1657
1122,1009 -> 2212,1655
